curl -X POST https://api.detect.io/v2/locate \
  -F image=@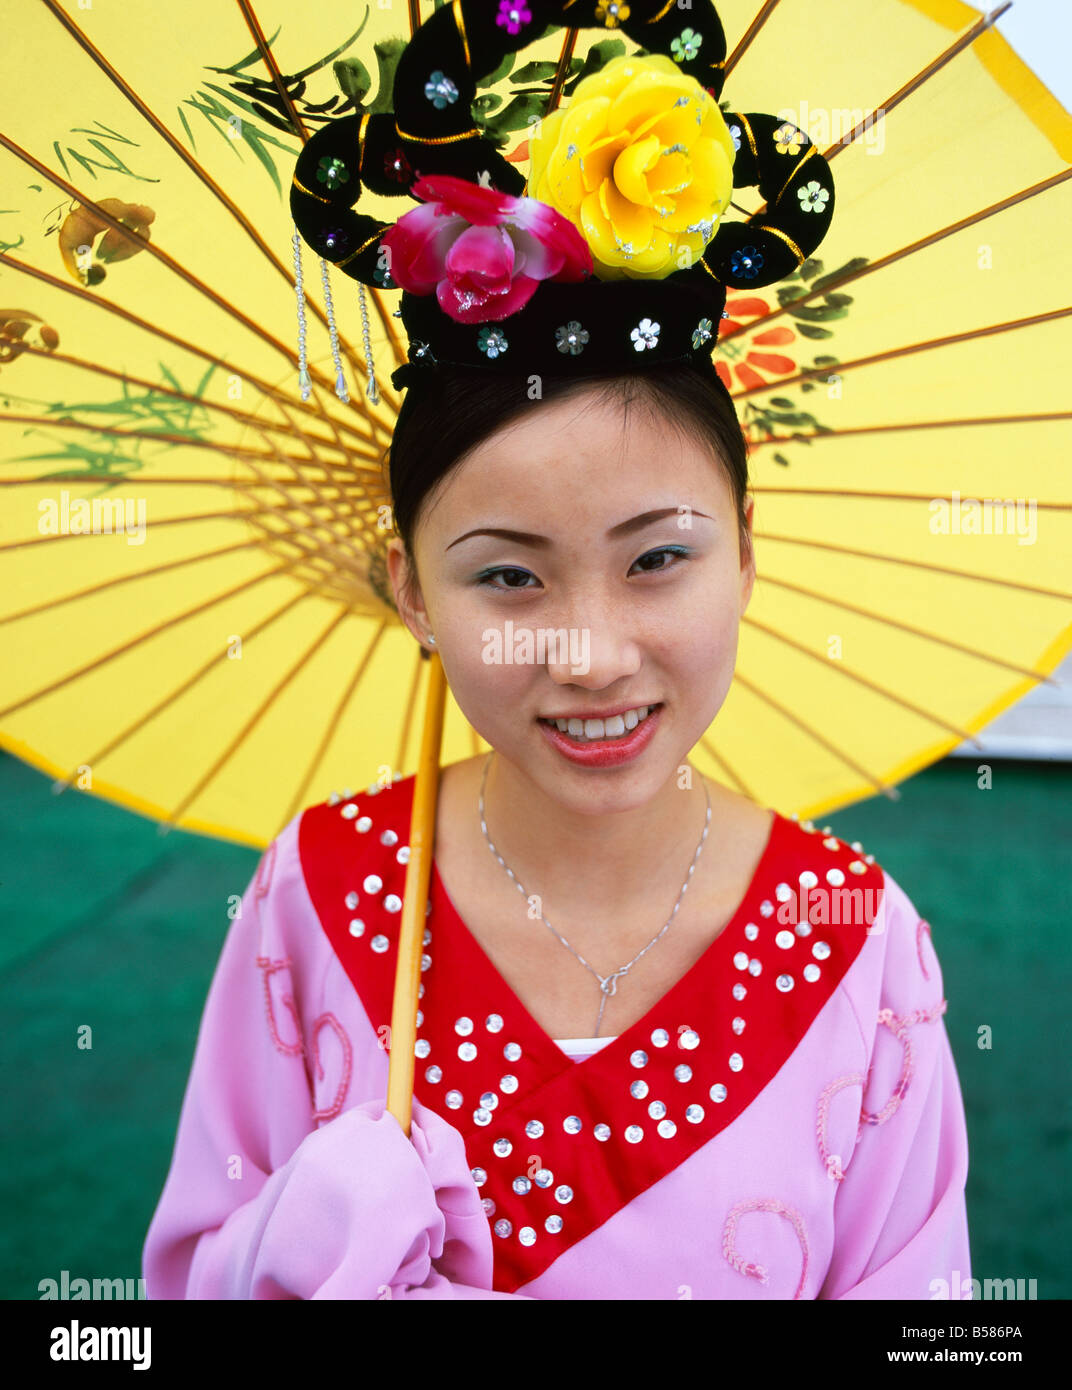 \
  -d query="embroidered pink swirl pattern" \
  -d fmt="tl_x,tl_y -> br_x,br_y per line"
722,1197 -> 811,1299
310,1013 -> 353,1121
